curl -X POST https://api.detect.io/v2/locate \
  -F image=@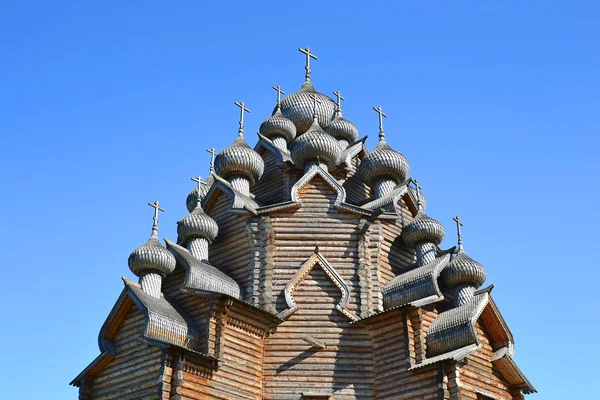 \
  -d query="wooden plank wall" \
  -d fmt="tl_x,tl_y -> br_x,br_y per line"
207,192 -> 253,302
162,266 -> 211,353
264,267 -> 375,399
89,305 -> 163,399
263,175 -> 375,399
254,150 -> 290,205
459,320 -> 513,399
366,310 -> 441,400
